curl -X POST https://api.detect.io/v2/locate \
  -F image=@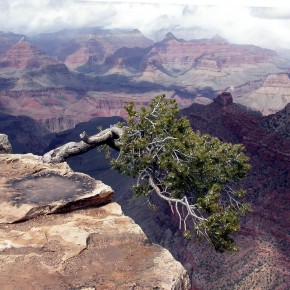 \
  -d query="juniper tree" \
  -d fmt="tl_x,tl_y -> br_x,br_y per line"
43,94 -> 251,252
